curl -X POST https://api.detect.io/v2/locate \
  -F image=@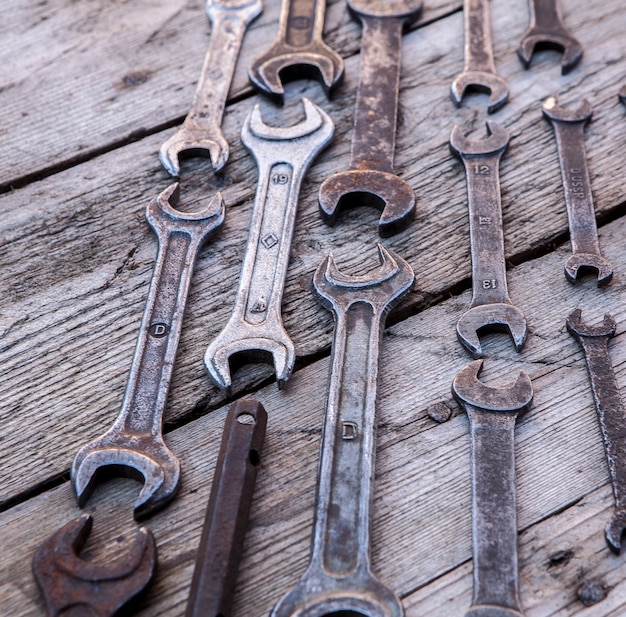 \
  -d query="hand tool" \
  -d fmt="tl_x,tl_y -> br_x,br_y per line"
272,245 -> 414,617
518,0 -> 582,74
318,0 -> 421,237
204,99 -> 333,392
449,121 -> 527,358
567,309 -> 626,554
33,513 -> 156,617
248,0 -> 344,98
72,184 -> 225,519
452,359 -> 533,617
542,97 -> 612,287
159,0 -> 263,176
451,0 -> 509,114
186,399 -> 267,617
